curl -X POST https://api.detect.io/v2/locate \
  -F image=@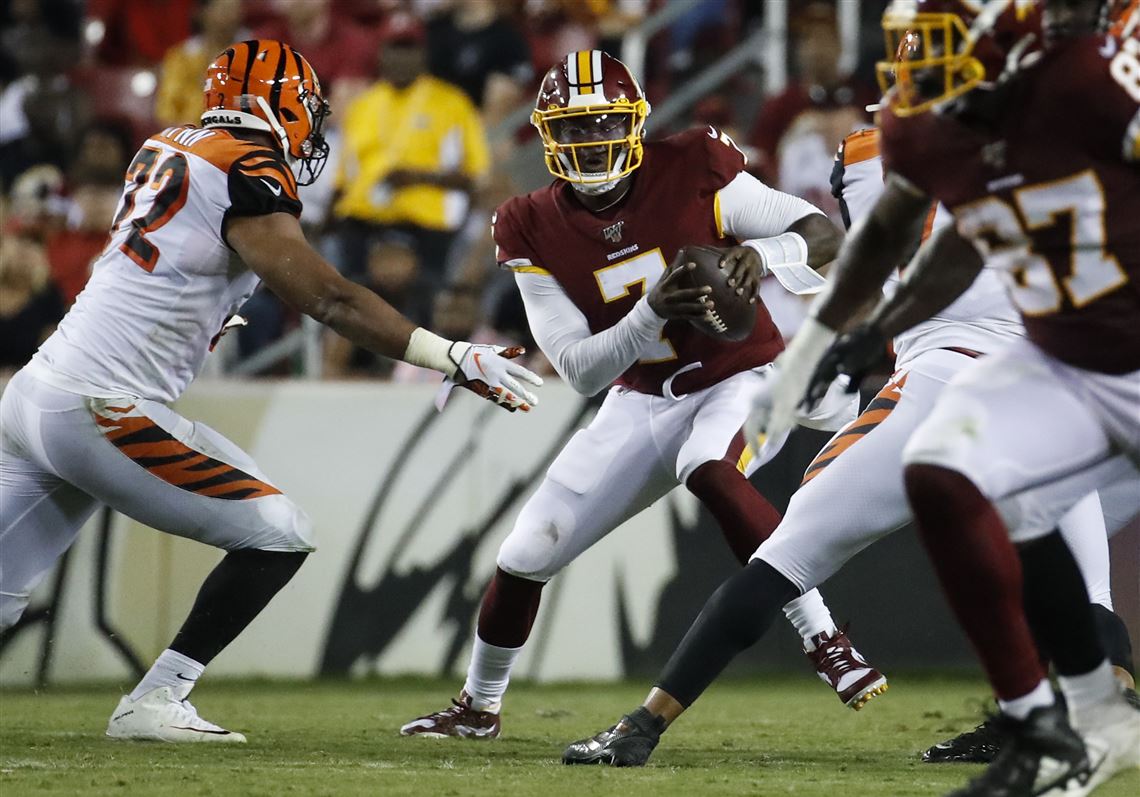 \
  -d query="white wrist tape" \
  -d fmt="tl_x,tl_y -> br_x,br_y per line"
404,327 -> 467,376
742,232 -> 826,295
